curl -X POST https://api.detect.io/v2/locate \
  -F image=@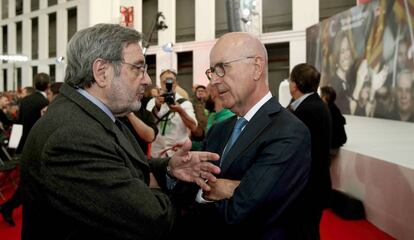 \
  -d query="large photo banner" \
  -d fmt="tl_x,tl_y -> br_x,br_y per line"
307,0 -> 414,122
